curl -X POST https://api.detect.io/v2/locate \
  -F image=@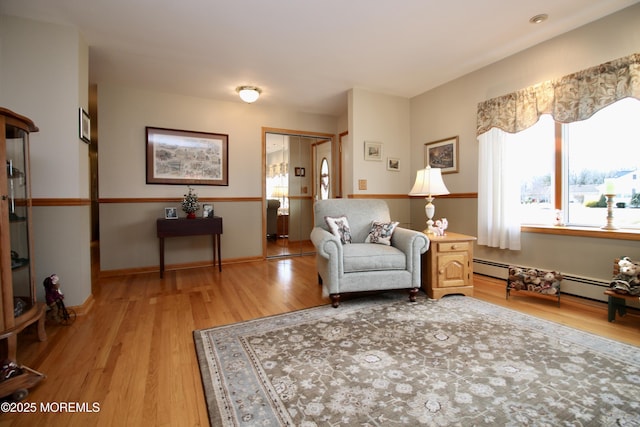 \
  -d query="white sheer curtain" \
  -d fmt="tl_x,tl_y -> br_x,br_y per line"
477,128 -> 521,250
